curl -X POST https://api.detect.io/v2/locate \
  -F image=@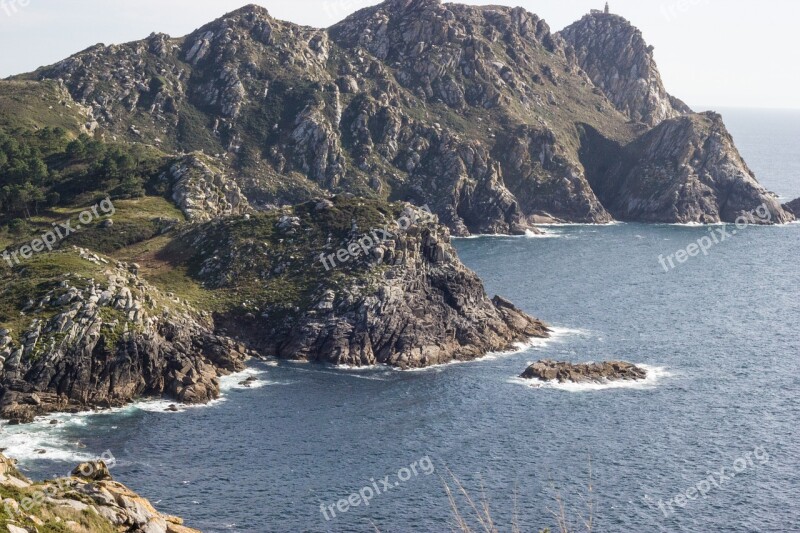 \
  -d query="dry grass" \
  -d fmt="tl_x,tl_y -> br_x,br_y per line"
442,460 -> 595,533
